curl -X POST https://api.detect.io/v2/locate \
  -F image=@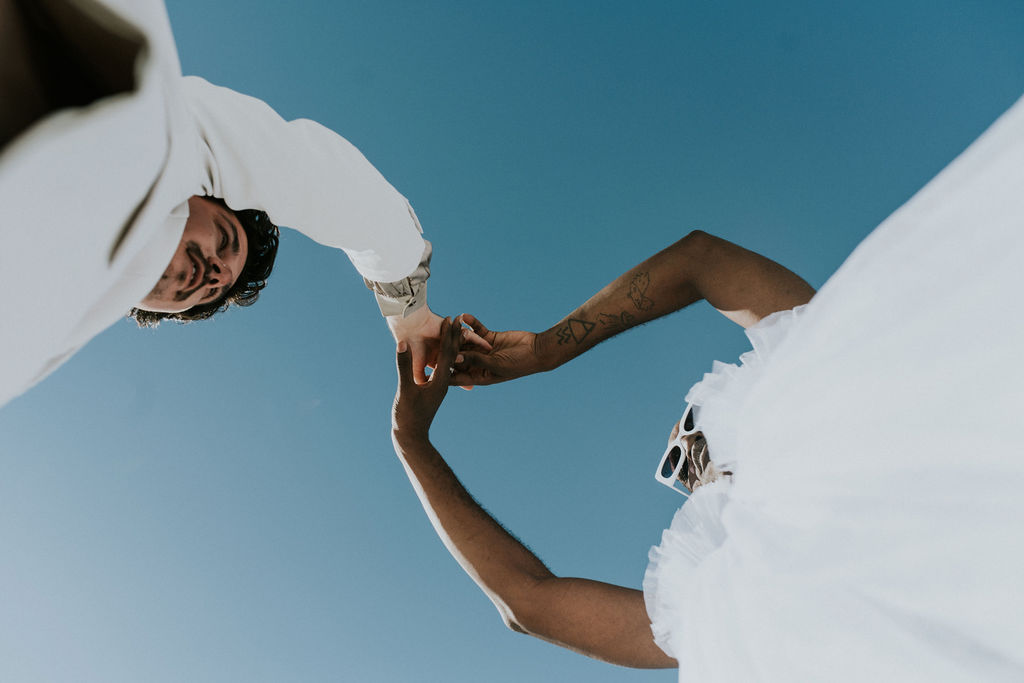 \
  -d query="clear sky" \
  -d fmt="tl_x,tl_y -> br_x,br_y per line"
1,2 -> 1022,682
